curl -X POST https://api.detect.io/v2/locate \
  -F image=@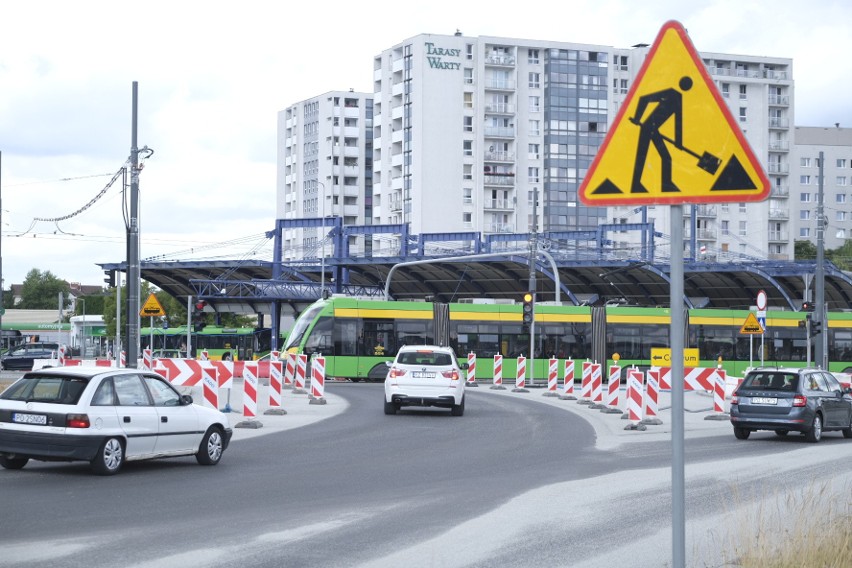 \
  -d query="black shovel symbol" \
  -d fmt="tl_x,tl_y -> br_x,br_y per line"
658,132 -> 721,175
